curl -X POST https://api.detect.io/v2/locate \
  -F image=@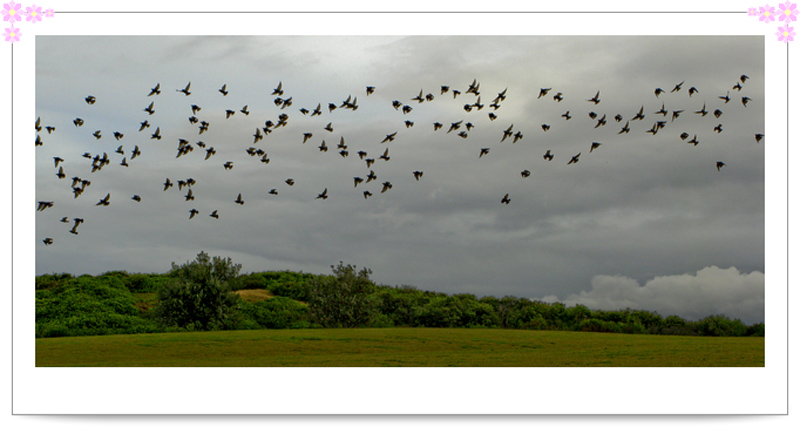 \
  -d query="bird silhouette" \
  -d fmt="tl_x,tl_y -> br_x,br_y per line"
568,153 -> 581,165
619,121 -> 630,134
632,106 -> 645,121
132,195 -> 141,202
272,81 -> 283,96
150,127 -> 161,140
740,74 -> 749,83
210,210 -> 219,219
562,111 -> 572,120
73,118 -> 84,127
354,177 -> 364,187
131,145 -> 141,159
713,124 -> 723,133
755,133 -> 764,143
366,86 -> 375,95
479,148 -> 490,158
43,238 -> 53,245
382,132 -> 397,143
501,193 -> 510,204
688,135 -> 699,146
654,88 -> 665,97
538,88 -> 551,98
719,91 -> 730,103
716,161 -> 725,171
543,150 -> 554,161
363,191 -> 373,199
219,84 -> 228,96
713,109 -> 723,118
366,170 -> 377,183
587,91 -> 601,104
184,189 -> 194,201
741,97 -> 751,107
379,148 -> 390,161
671,80 -> 684,92
177,82 -> 191,96
285,178 -> 295,186
235,193 -> 244,205
223,161 -> 234,170
189,209 -> 200,219
96,193 -> 110,206
521,170 -> 531,178
590,142 -> 602,152
240,105 -> 249,115
413,171 -> 423,181
671,110 -> 684,122
85,95 -> 96,104
163,178 -> 173,191
318,141 -> 328,152
37,201 -> 54,211
688,86 -> 699,96
695,103 -> 708,116
144,101 -> 155,115
148,83 -> 161,96
381,182 -> 393,193
317,188 -> 328,199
